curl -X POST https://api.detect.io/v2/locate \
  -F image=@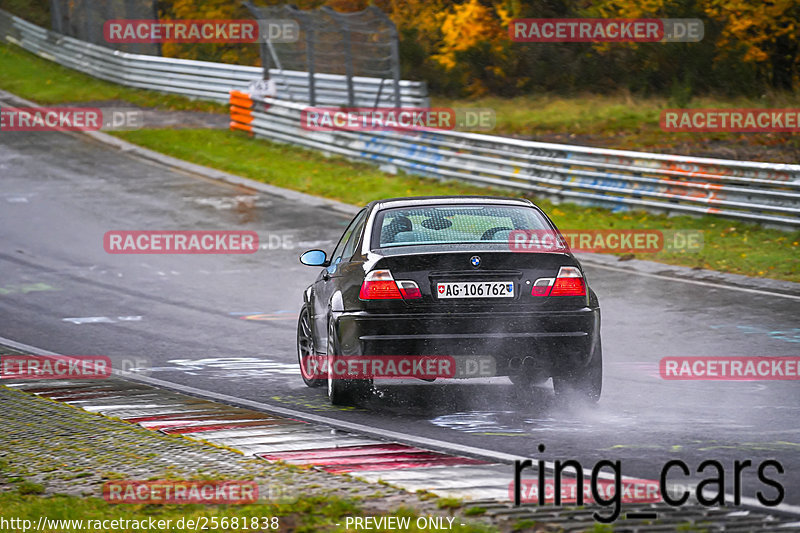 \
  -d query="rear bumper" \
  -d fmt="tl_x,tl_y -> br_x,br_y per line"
333,308 -> 600,377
